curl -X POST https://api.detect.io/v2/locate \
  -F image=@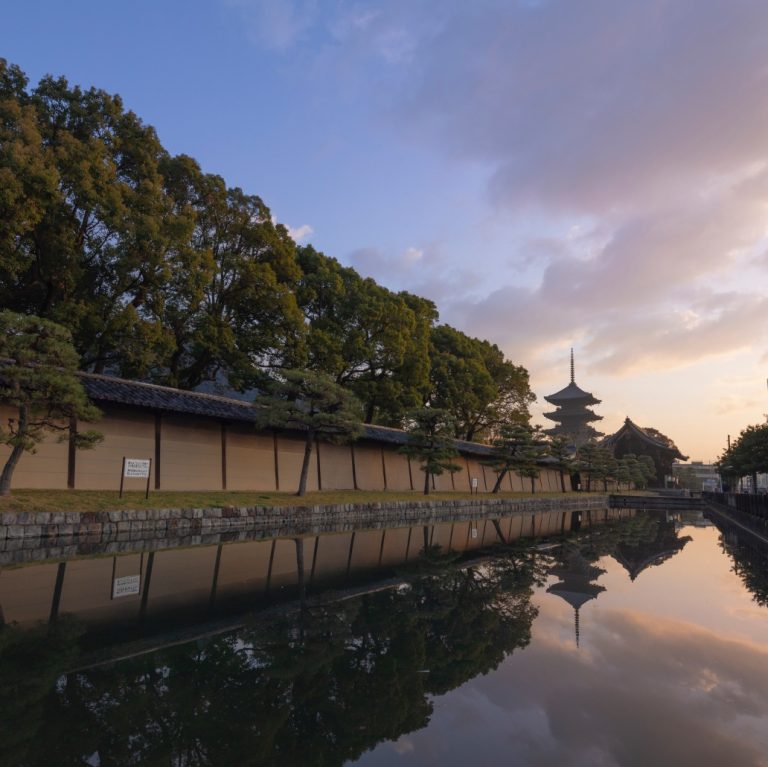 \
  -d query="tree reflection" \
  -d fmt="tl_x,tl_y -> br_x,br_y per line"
3,547 -> 544,767
712,518 -> 768,607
